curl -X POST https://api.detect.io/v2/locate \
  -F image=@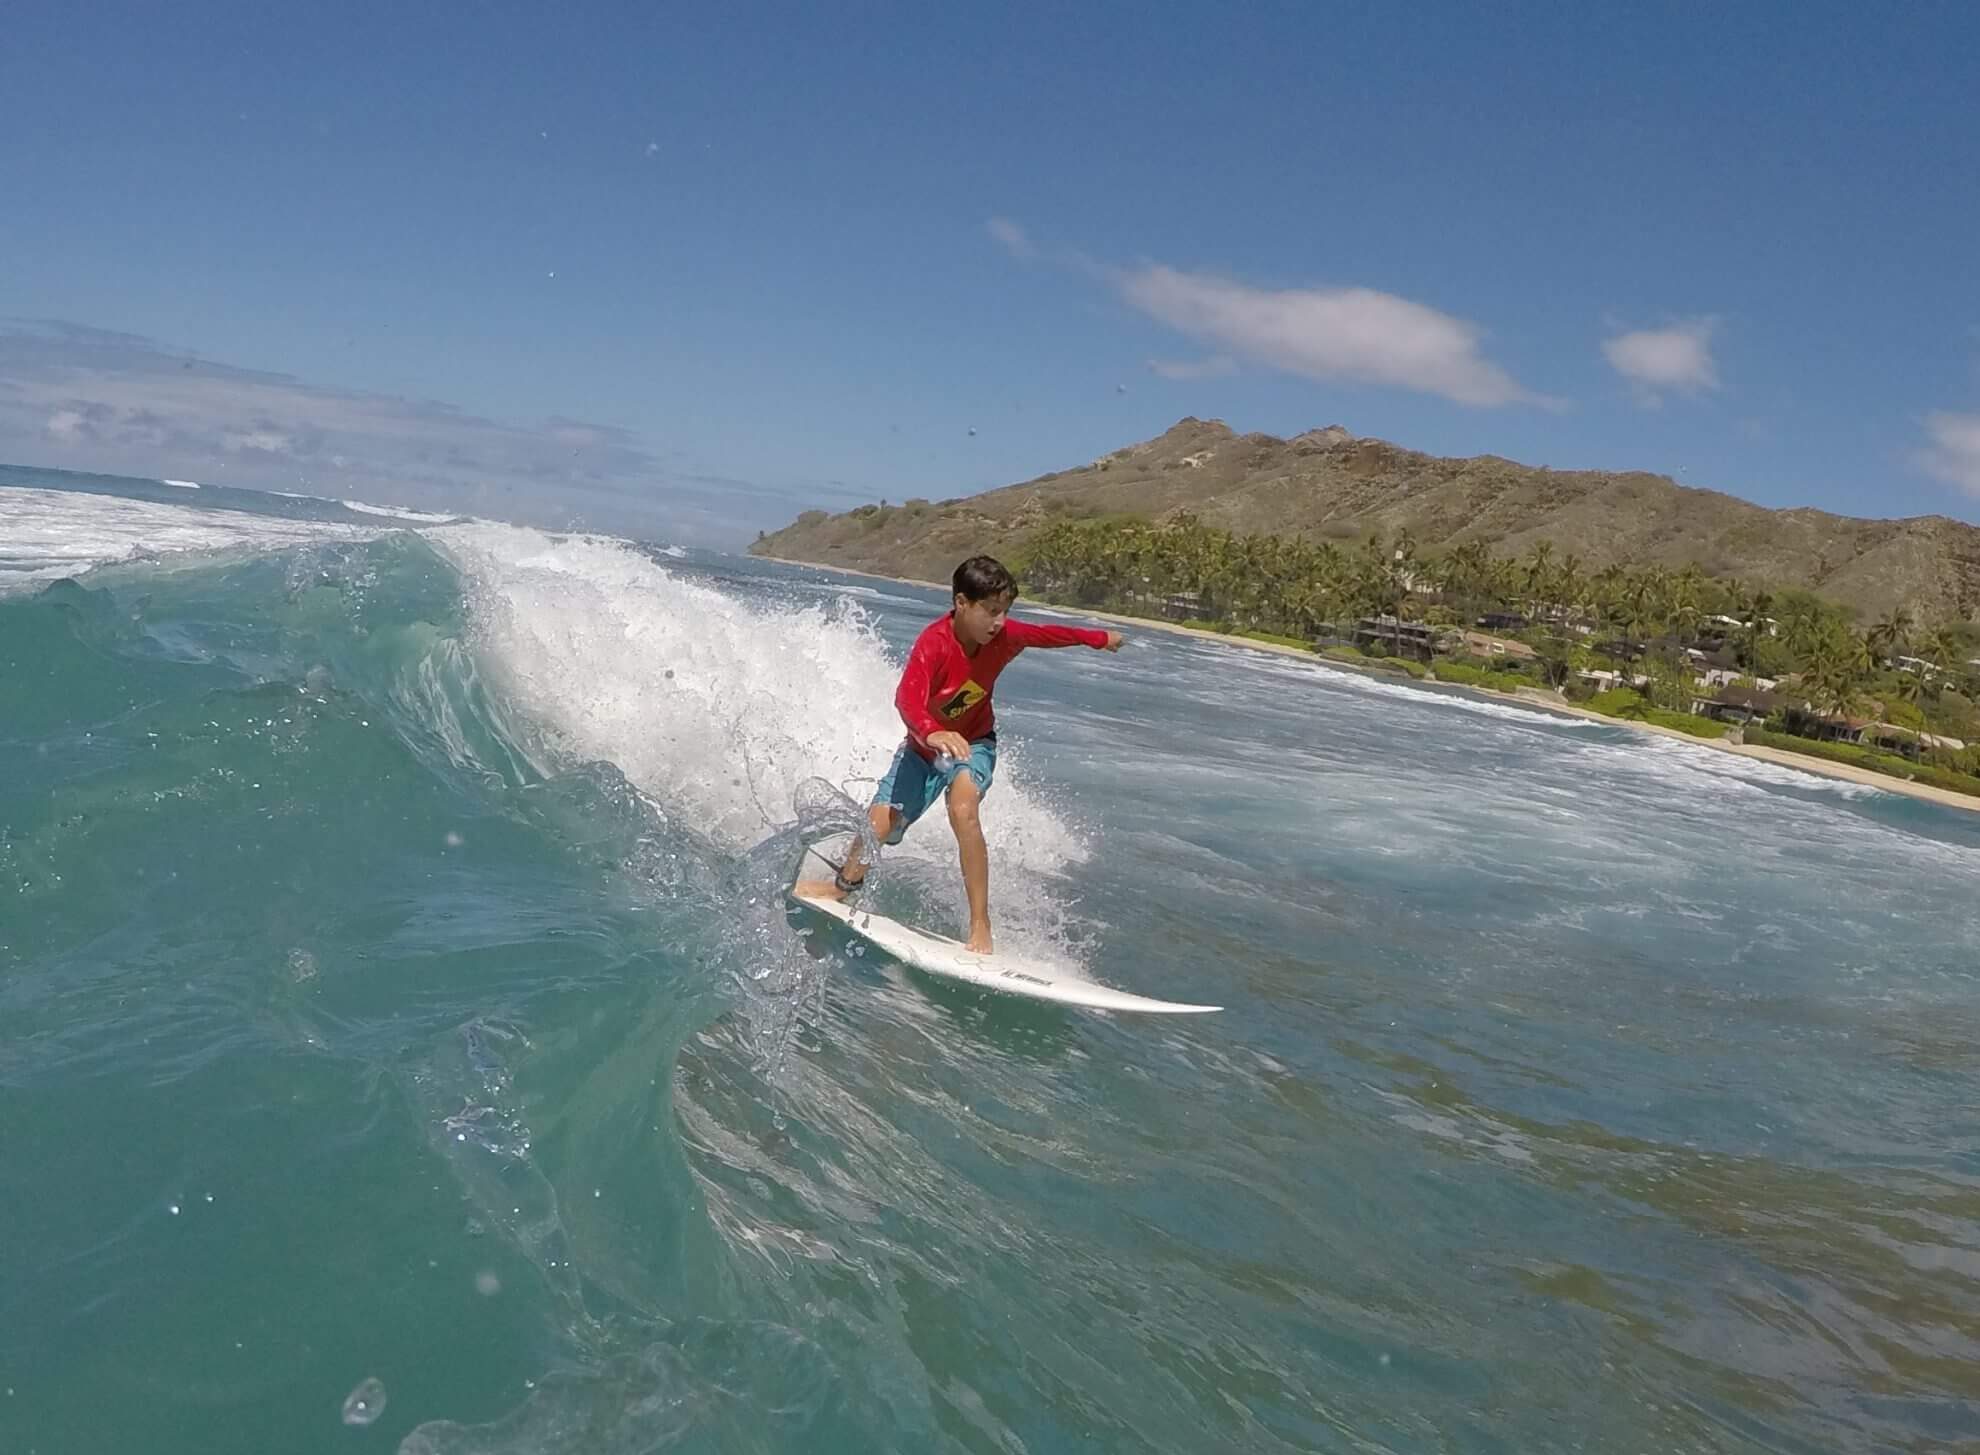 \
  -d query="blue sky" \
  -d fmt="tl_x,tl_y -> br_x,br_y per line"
4,0 -> 1978,545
